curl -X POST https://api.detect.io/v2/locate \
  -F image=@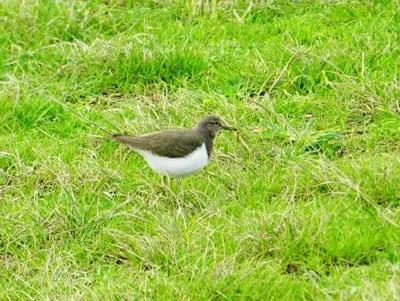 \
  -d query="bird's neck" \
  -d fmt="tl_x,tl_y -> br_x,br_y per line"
204,135 -> 214,158
195,128 -> 215,158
